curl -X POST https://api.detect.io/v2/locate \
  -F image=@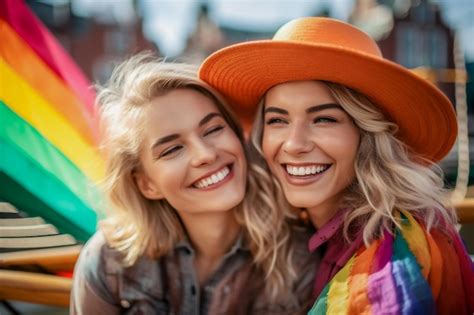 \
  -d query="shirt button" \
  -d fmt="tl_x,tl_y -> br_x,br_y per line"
120,299 -> 131,308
